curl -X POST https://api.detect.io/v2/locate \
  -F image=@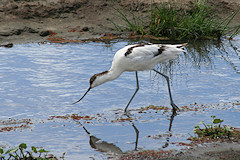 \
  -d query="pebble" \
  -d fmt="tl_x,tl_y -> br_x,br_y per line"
82,26 -> 89,32
39,31 -> 50,37
0,43 -> 13,48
